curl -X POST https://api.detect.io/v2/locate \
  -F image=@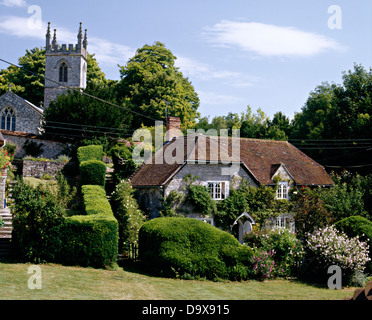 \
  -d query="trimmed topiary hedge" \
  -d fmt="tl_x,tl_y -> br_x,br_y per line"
79,160 -> 106,187
77,145 -> 103,163
139,217 -> 253,280
60,185 -> 118,268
